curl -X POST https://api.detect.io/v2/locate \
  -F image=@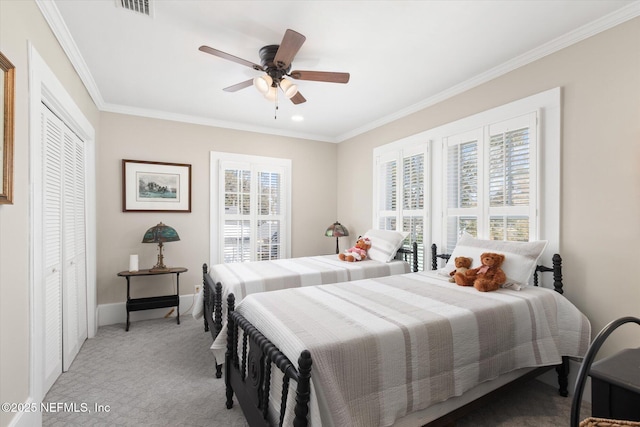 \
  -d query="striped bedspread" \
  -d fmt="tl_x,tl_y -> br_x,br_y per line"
236,271 -> 591,427
195,255 -> 409,321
